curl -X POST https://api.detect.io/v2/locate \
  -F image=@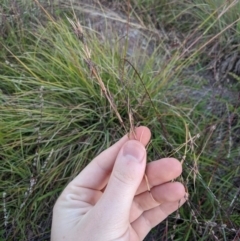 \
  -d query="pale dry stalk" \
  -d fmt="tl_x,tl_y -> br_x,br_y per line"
67,17 -> 129,134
